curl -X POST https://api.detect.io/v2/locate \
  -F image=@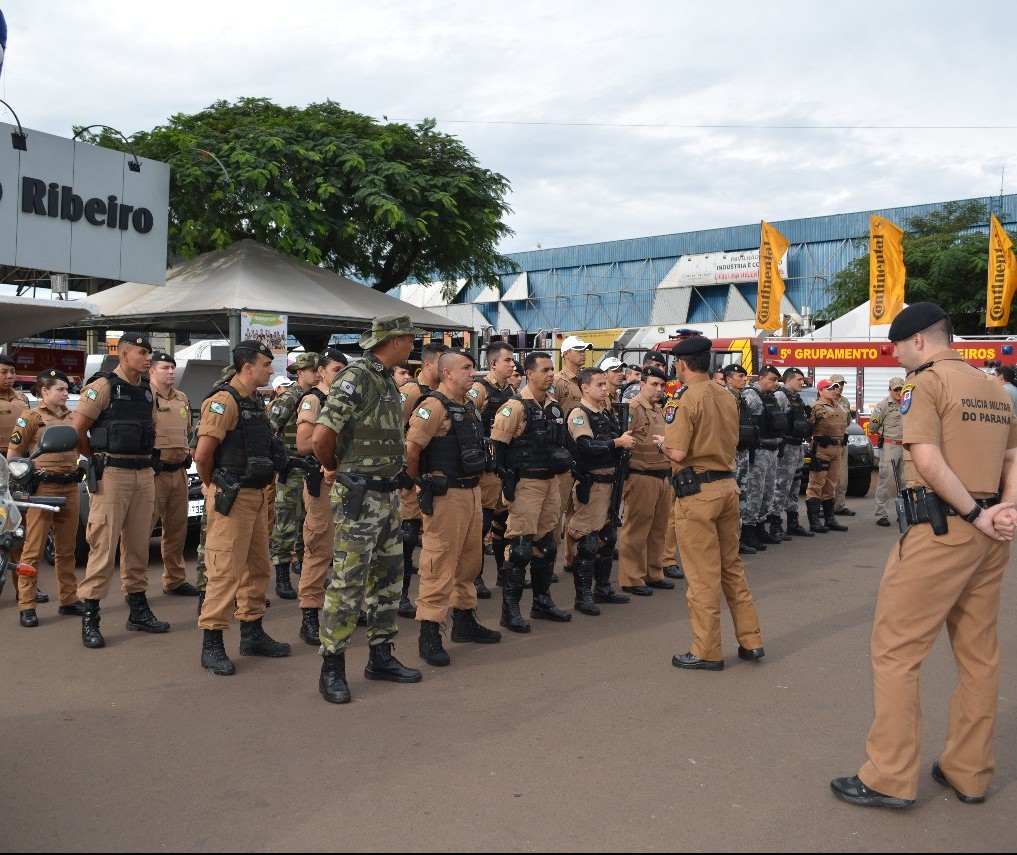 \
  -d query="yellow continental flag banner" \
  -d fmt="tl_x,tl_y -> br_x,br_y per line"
756,221 -> 789,331
986,213 -> 1017,328
869,215 -> 906,325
